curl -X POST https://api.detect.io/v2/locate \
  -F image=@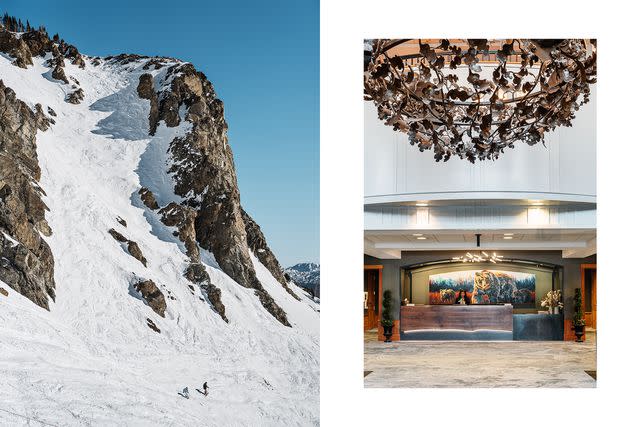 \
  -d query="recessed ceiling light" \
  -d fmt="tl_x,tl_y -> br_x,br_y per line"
412,233 -> 423,236
529,200 -> 543,206
417,237 -> 427,240
504,236 -> 513,240
415,202 -> 429,207
504,233 -> 514,236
